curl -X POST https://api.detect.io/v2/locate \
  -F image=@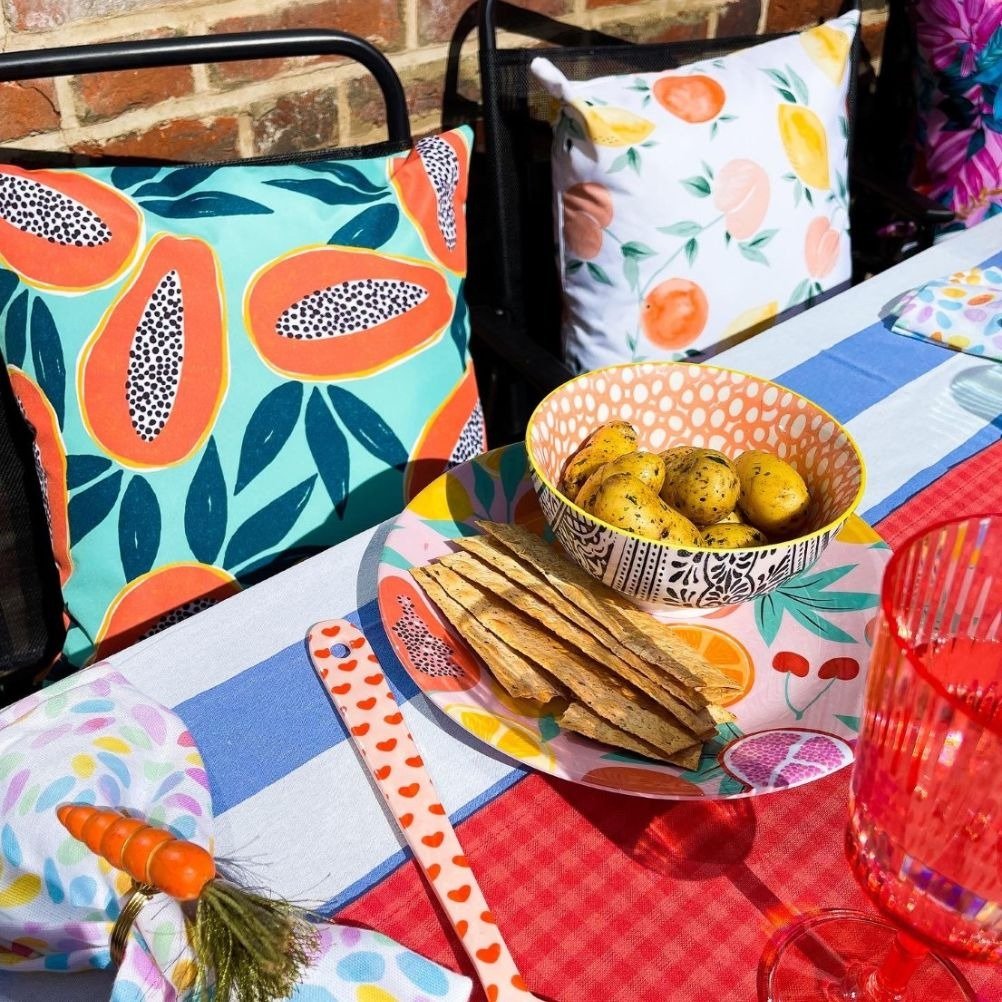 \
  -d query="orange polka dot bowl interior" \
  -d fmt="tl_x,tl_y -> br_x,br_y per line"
525,361 -> 866,611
